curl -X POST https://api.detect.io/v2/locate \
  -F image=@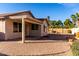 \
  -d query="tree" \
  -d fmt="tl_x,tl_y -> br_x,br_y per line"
64,18 -> 74,28
48,20 -> 53,28
71,13 -> 79,27
71,14 -> 76,26
76,13 -> 79,18
56,20 -> 63,28
51,20 -> 57,28
50,20 -> 63,28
